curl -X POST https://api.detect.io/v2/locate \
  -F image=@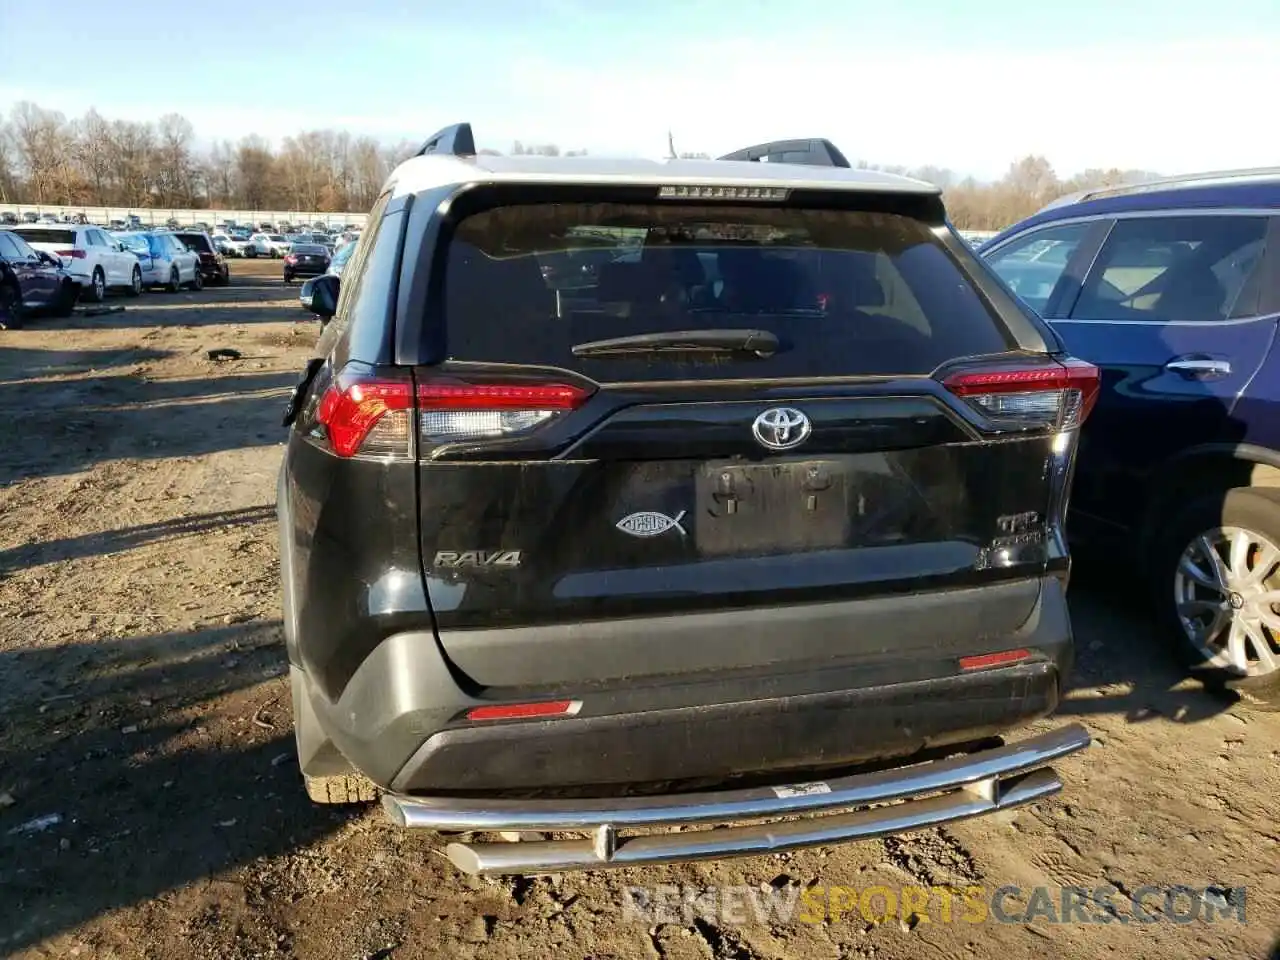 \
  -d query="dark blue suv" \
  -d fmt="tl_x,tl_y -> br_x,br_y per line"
981,172 -> 1280,704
